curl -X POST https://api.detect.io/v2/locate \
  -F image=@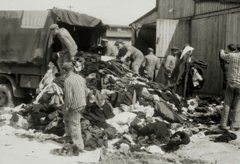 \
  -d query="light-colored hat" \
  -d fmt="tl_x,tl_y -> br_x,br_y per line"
62,62 -> 74,71
101,39 -> 108,42
148,48 -> 154,52
114,39 -> 124,46
171,46 -> 179,51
